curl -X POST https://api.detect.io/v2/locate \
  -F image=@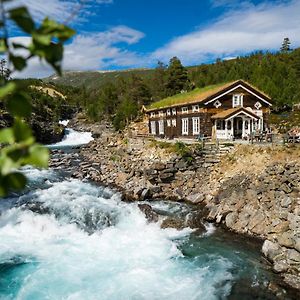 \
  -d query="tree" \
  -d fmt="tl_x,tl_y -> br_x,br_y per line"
127,75 -> 151,107
280,37 -> 291,53
151,61 -> 168,100
0,2 -> 75,196
165,56 -> 191,96
0,59 -> 11,83
294,49 -> 300,79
